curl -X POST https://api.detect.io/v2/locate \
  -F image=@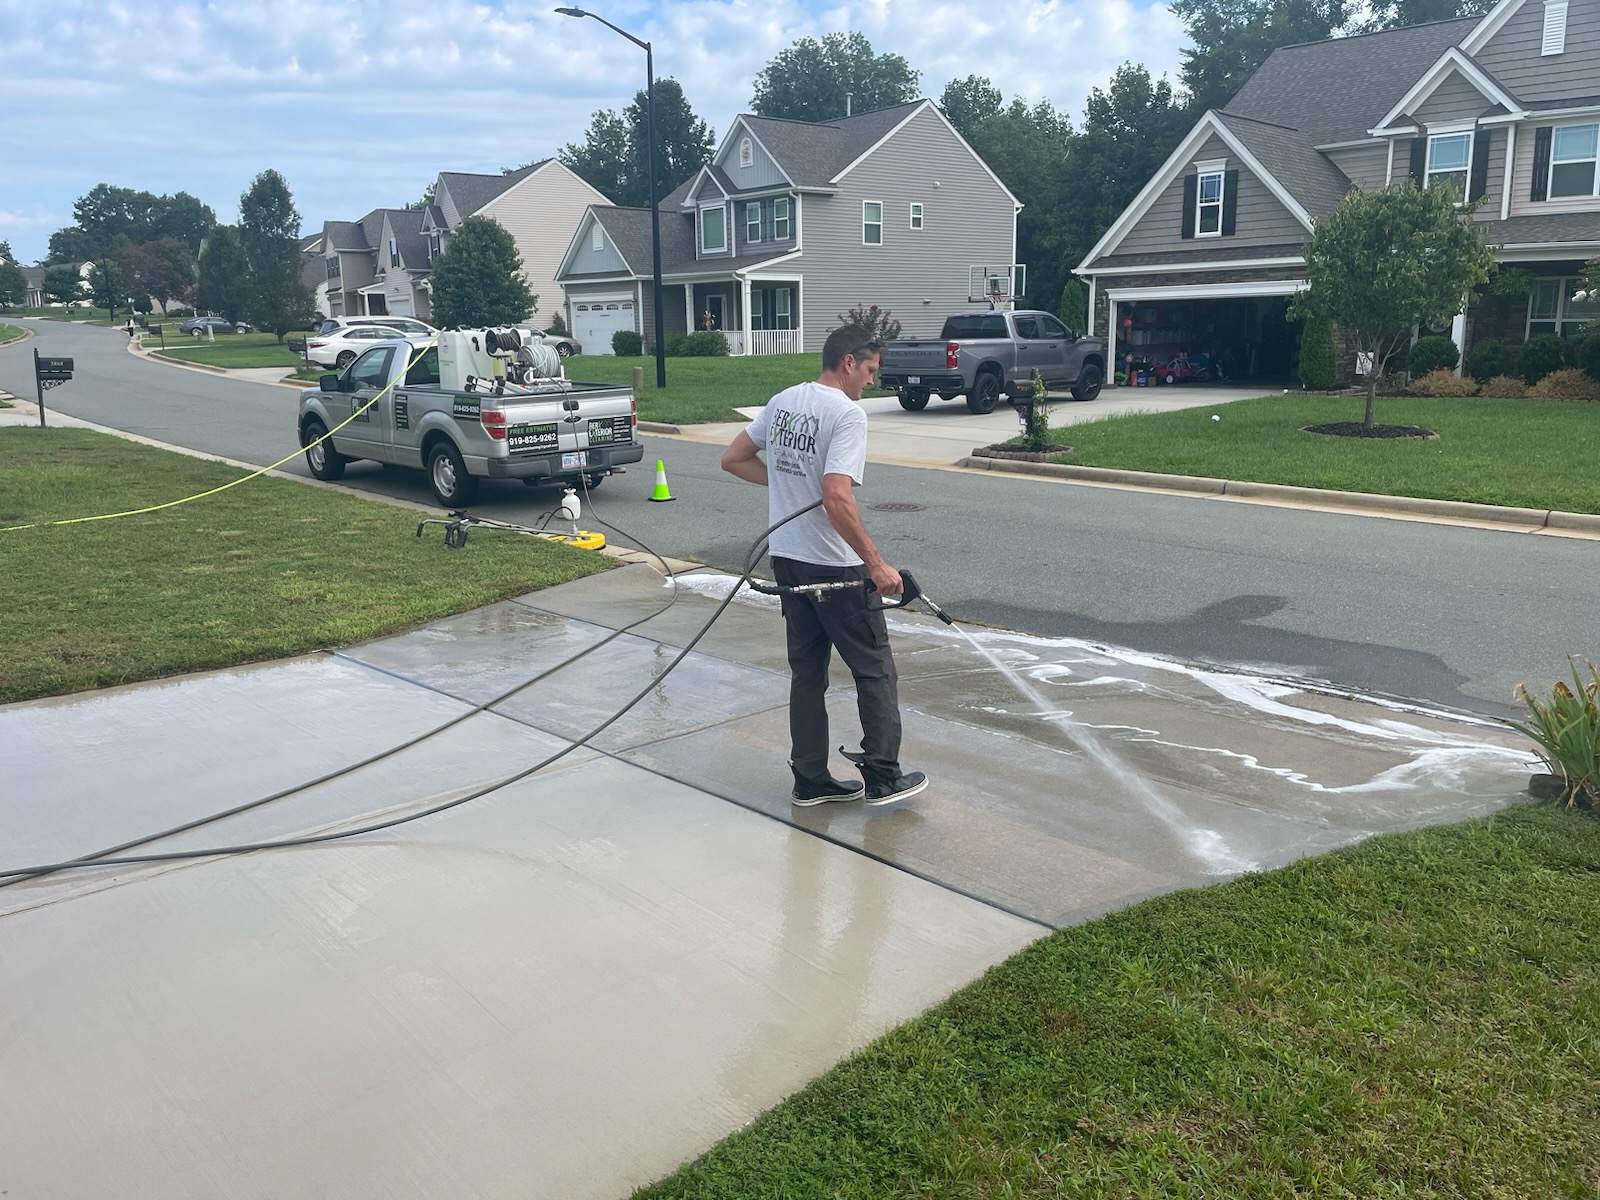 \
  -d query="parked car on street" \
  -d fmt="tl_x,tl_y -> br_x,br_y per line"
180,316 -> 250,336
532,328 -> 581,358
305,324 -> 409,369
